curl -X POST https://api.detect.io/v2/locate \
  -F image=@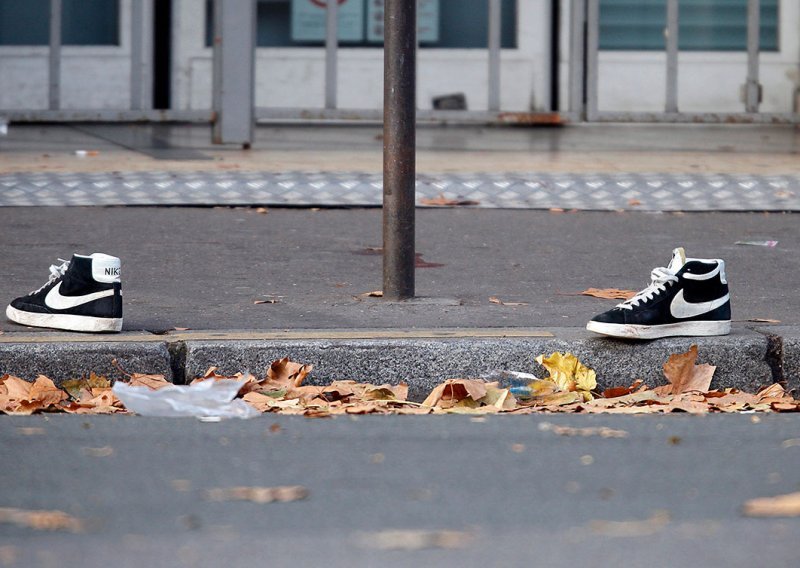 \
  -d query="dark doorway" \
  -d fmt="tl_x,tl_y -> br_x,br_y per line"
153,0 -> 171,109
